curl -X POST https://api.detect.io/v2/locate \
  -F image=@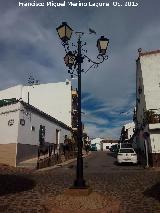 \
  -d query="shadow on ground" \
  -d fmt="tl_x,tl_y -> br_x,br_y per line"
0,174 -> 35,196
107,152 -> 117,158
143,182 -> 160,201
67,164 -> 88,169
113,161 -> 139,166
